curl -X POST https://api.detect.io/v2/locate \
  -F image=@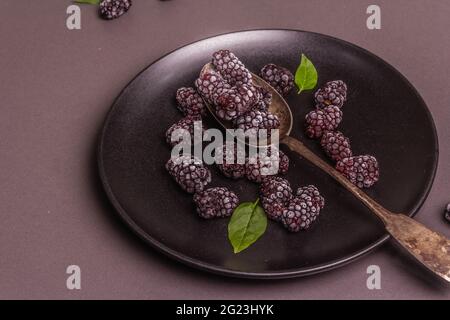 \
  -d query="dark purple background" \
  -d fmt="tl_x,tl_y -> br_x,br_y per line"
0,0 -> 449,299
